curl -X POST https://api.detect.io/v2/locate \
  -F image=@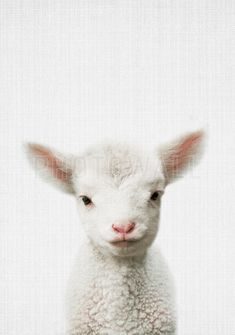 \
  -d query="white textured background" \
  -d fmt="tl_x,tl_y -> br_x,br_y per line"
1,1 -> 235,334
